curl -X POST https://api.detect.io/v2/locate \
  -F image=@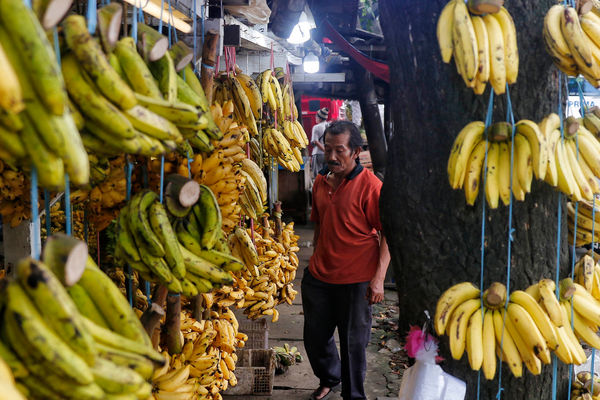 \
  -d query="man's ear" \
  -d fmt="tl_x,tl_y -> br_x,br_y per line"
352,147 -> 362,160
